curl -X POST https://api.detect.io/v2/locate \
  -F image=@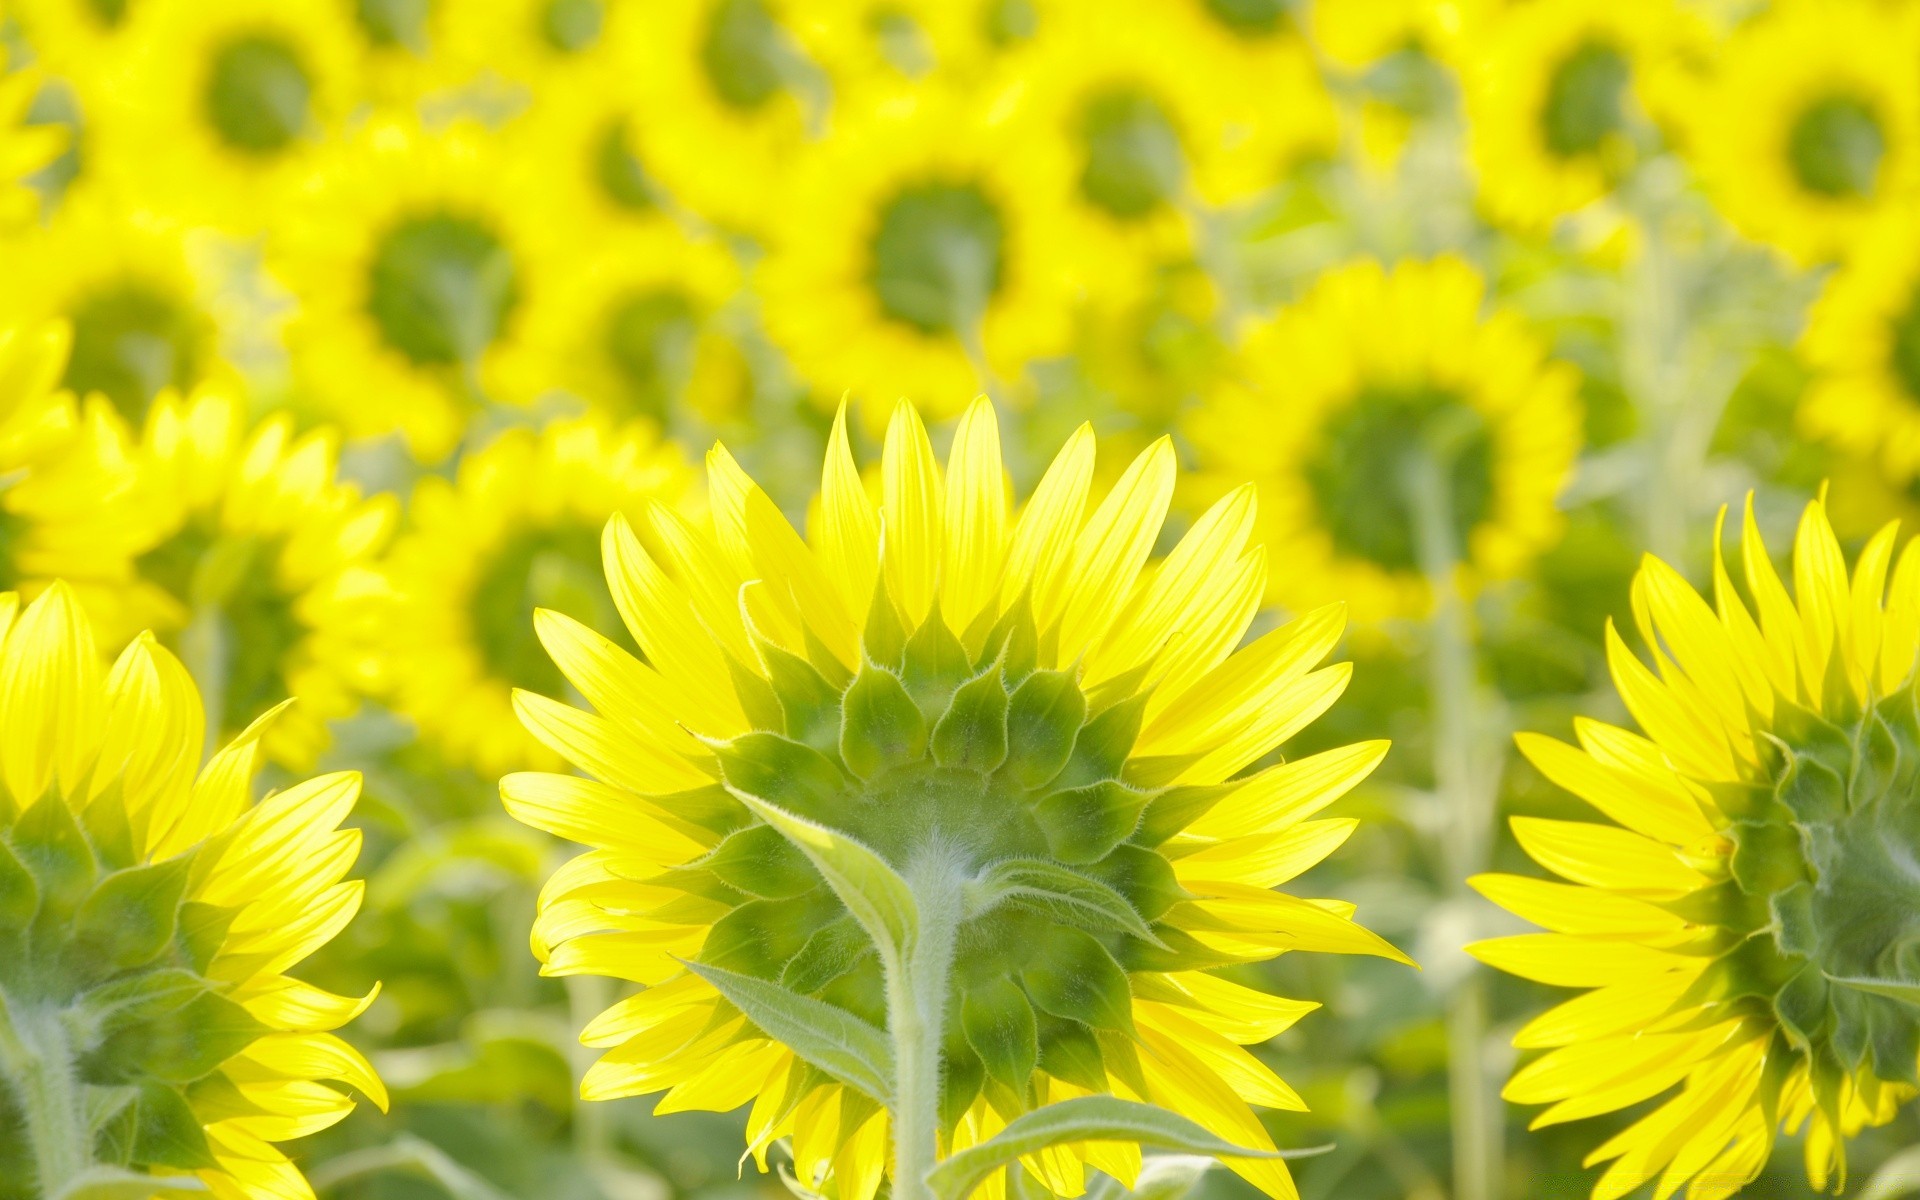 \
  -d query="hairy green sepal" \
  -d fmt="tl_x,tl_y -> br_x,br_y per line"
0,787 -> 246,1200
